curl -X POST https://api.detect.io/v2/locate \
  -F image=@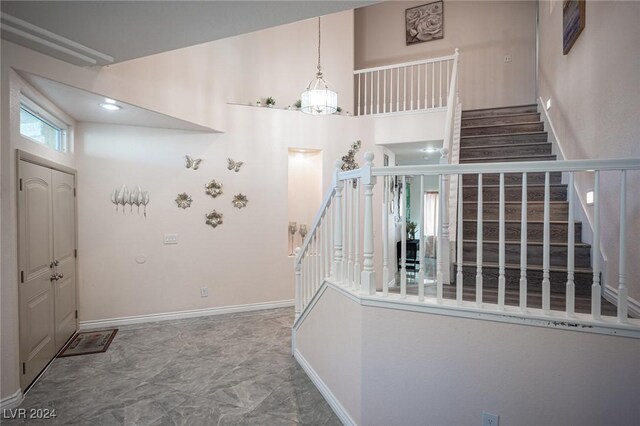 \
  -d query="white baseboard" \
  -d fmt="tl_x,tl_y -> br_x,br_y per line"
0,389 -> 23,410
603,285 -> 640,319
294,348 -> 356,426
79,299 -> 294,330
